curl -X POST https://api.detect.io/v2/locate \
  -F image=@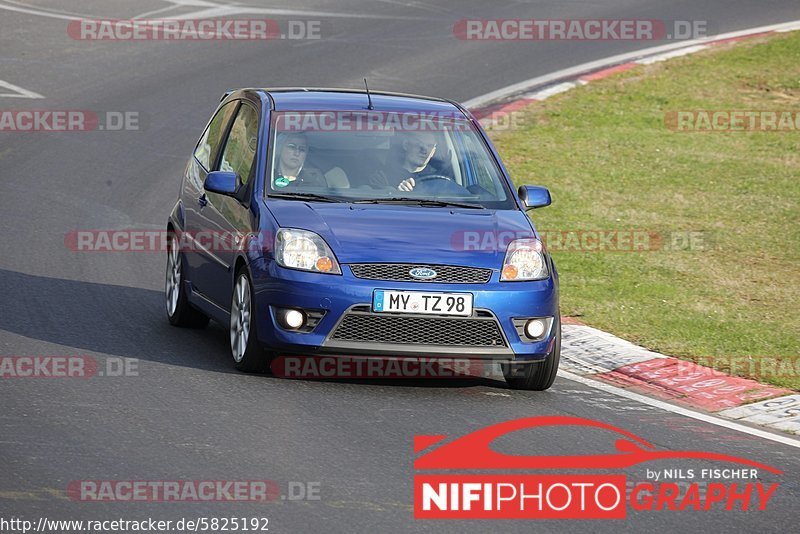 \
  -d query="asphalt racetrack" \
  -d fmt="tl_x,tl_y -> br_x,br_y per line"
1,1 -> 799,532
